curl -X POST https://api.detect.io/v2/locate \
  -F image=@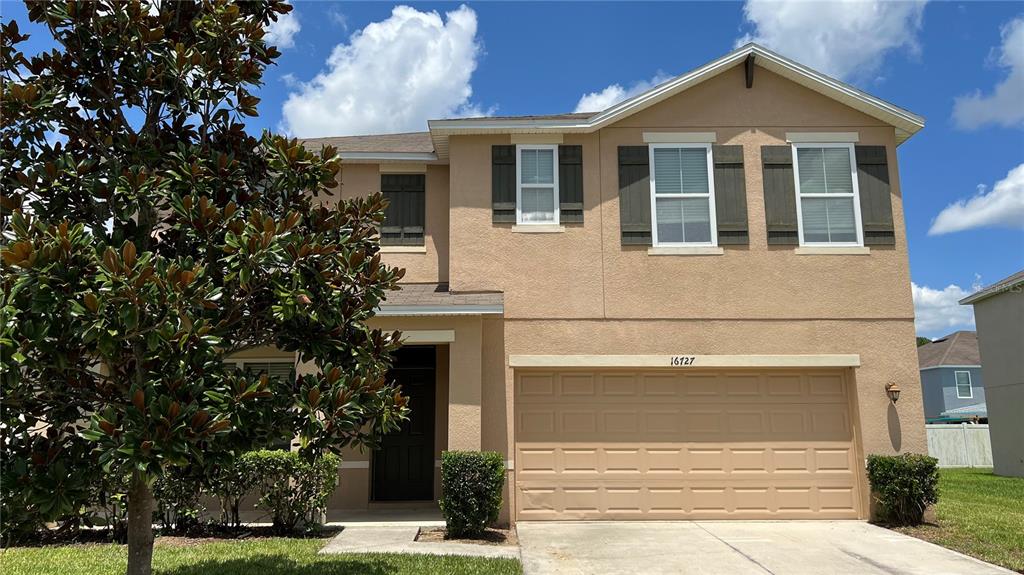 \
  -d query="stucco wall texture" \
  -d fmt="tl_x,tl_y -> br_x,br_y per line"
279,63 -> 926,519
